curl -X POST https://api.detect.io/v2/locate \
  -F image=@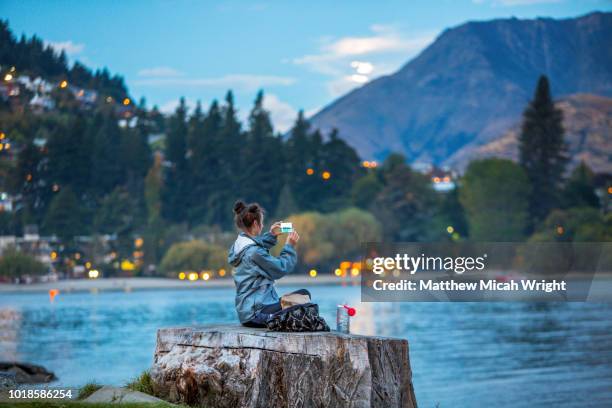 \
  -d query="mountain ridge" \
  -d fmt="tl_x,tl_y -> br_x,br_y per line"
309,11 -> 612,168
